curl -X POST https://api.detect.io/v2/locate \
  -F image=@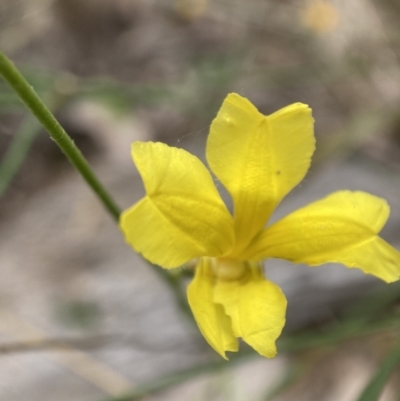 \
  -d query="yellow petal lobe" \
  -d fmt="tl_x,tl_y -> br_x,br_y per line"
120,142 -> 234,268
214,262 -> 287,358
207,93 -> 315,255
248,191 -> 400,283
187,258 -> 238,359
